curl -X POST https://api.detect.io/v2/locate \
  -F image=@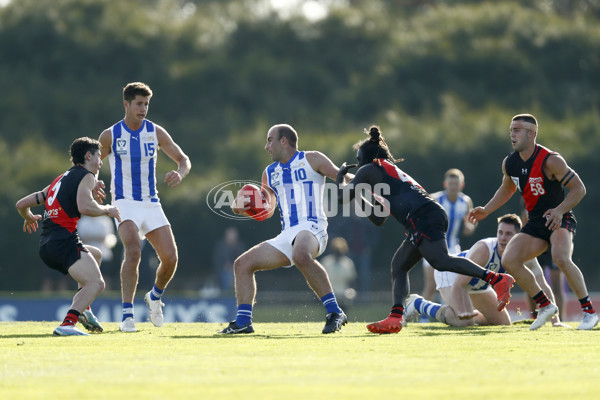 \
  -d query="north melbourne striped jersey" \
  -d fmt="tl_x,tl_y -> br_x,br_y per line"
462,237 -> 505,291
431,191 -> 471,253
108,119 -> 159,203
266,151 -> 327,230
